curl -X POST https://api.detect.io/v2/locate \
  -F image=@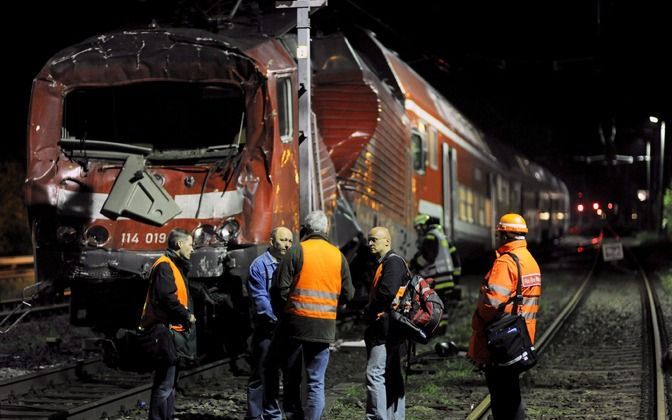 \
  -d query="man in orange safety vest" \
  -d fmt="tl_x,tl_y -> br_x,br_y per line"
468,213 -> 541,420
